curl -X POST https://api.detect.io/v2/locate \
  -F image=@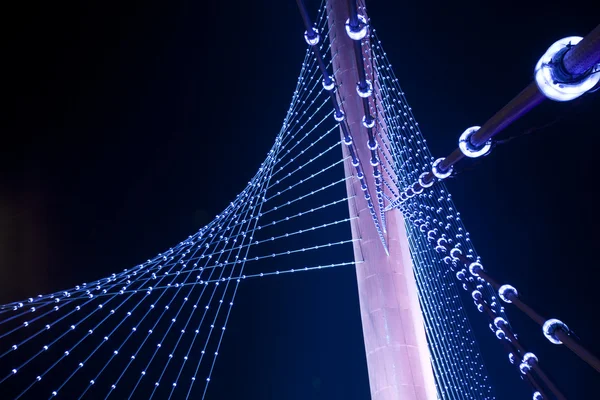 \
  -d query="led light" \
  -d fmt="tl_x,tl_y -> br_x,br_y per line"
458,126 -> 491,158
535,36 -> 600,101
322,77 -> 335,91
432,158 -> 452,179
450,248 -> 462,260
469,262 -> 483,276
334,110 -> 345,122
356,80 -> 373,98
493,317 -> 507,330
362,115 -> 375,128
498,284 -> 518,303
345,14 -> 369,40
543,318 -> 569,344
303,28 -> 320,46
427,230 -> 437,241
523,352 -> 538,365
418,172 -> 434,188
